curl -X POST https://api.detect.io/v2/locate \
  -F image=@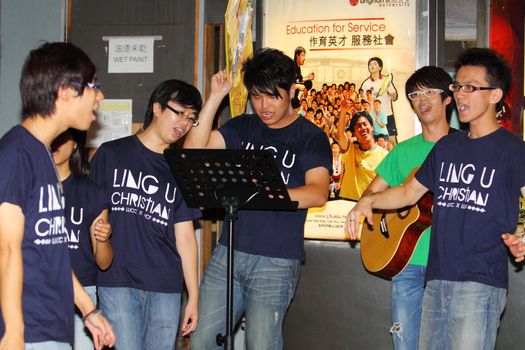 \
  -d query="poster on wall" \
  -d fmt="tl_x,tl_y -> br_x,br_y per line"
263,0 -> 417,142
263,0 -> 417,239
87,99 -> 132,148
